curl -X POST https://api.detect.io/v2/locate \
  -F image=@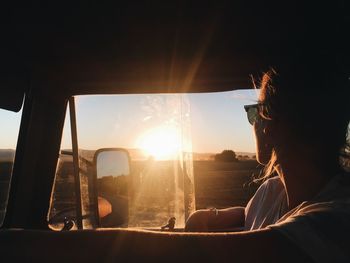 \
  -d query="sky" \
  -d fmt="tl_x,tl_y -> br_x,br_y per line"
96,150 -> 130,178
1,89 -> 260,156
0,109 -> 22,149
